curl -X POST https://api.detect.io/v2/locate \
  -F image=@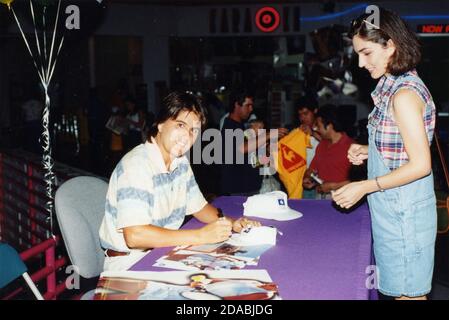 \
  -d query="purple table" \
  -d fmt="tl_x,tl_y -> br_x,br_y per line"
131,197 -> 375,300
